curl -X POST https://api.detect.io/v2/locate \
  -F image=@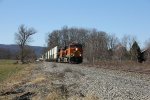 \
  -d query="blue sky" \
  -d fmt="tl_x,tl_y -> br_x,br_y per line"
0,0 -> 150,48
